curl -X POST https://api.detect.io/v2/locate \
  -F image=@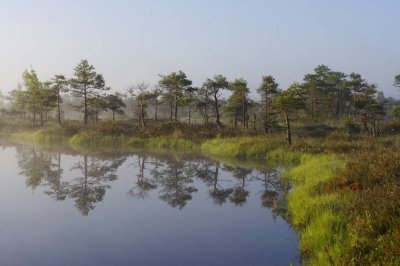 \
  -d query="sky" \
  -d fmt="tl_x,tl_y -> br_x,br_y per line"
0,0 -> 399,98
